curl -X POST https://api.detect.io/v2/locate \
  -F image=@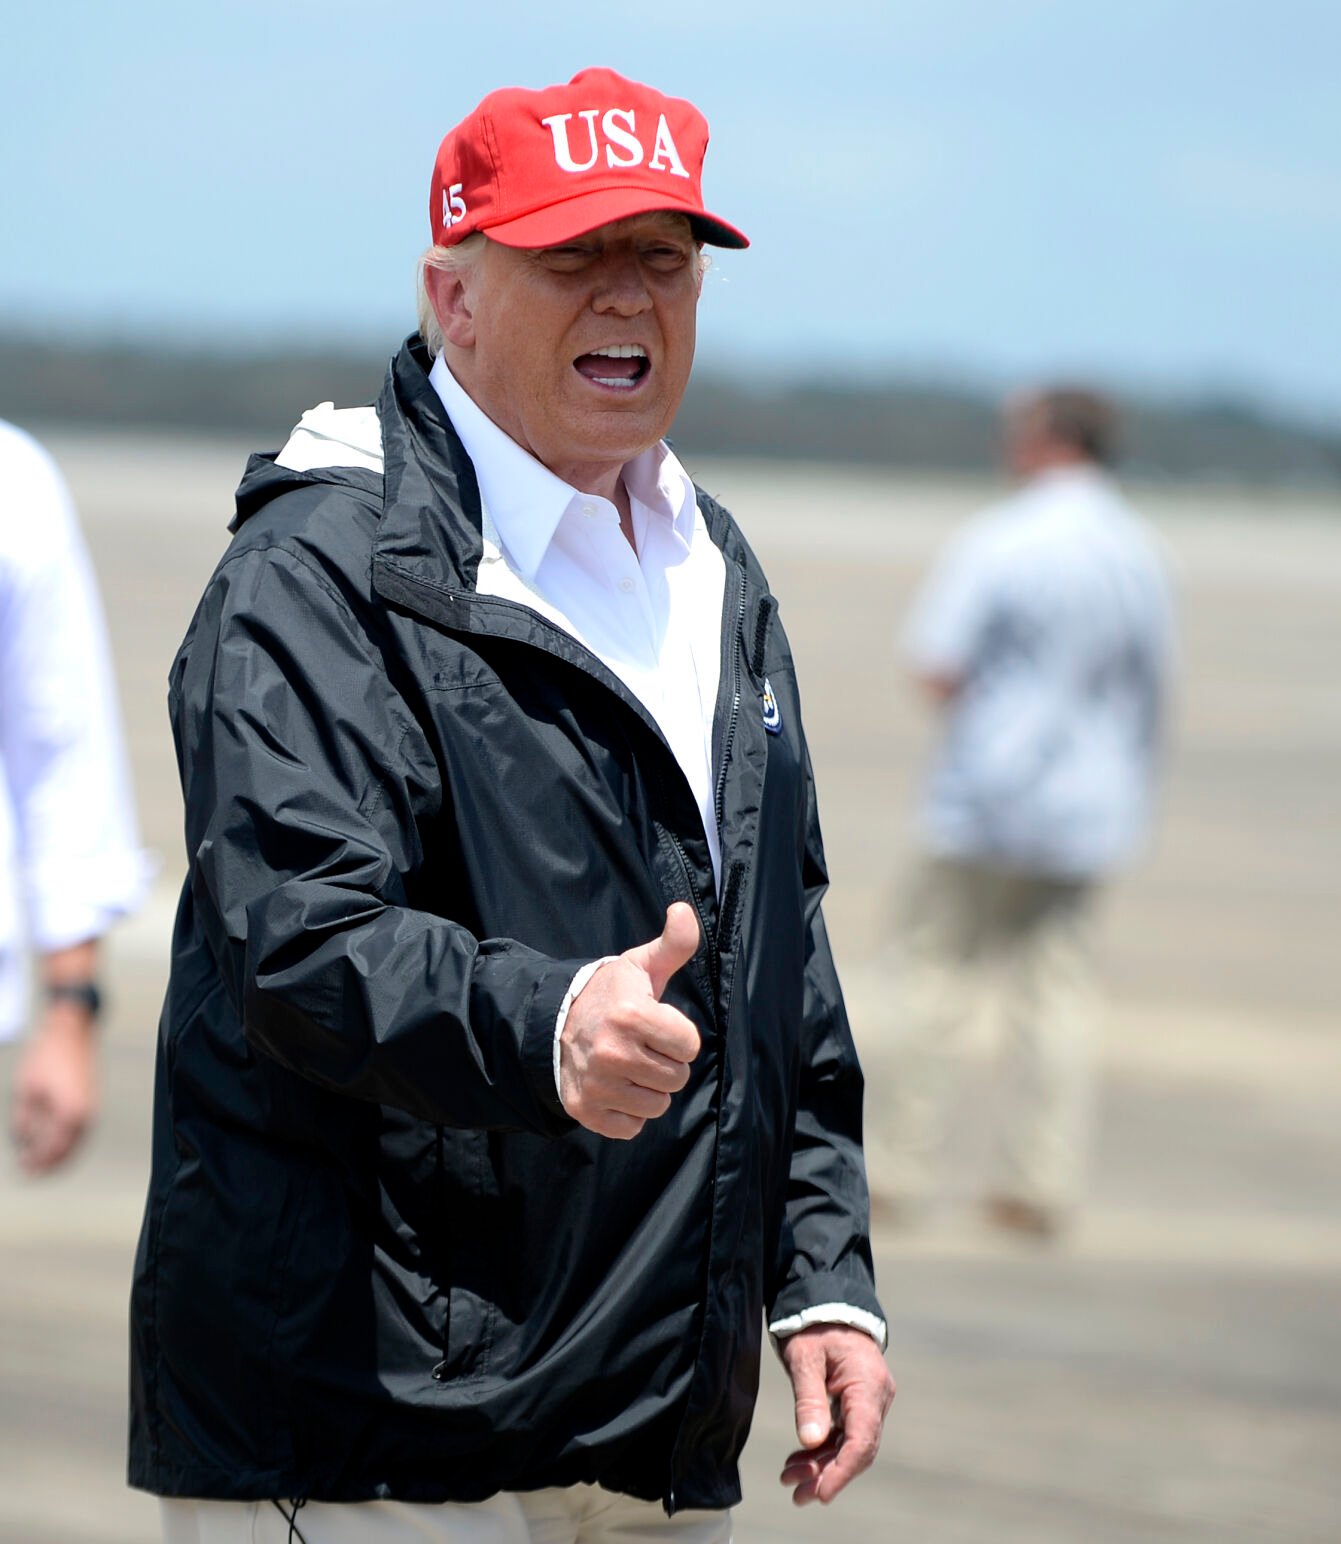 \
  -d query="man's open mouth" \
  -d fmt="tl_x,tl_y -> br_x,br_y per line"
573,344 -> 650,390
